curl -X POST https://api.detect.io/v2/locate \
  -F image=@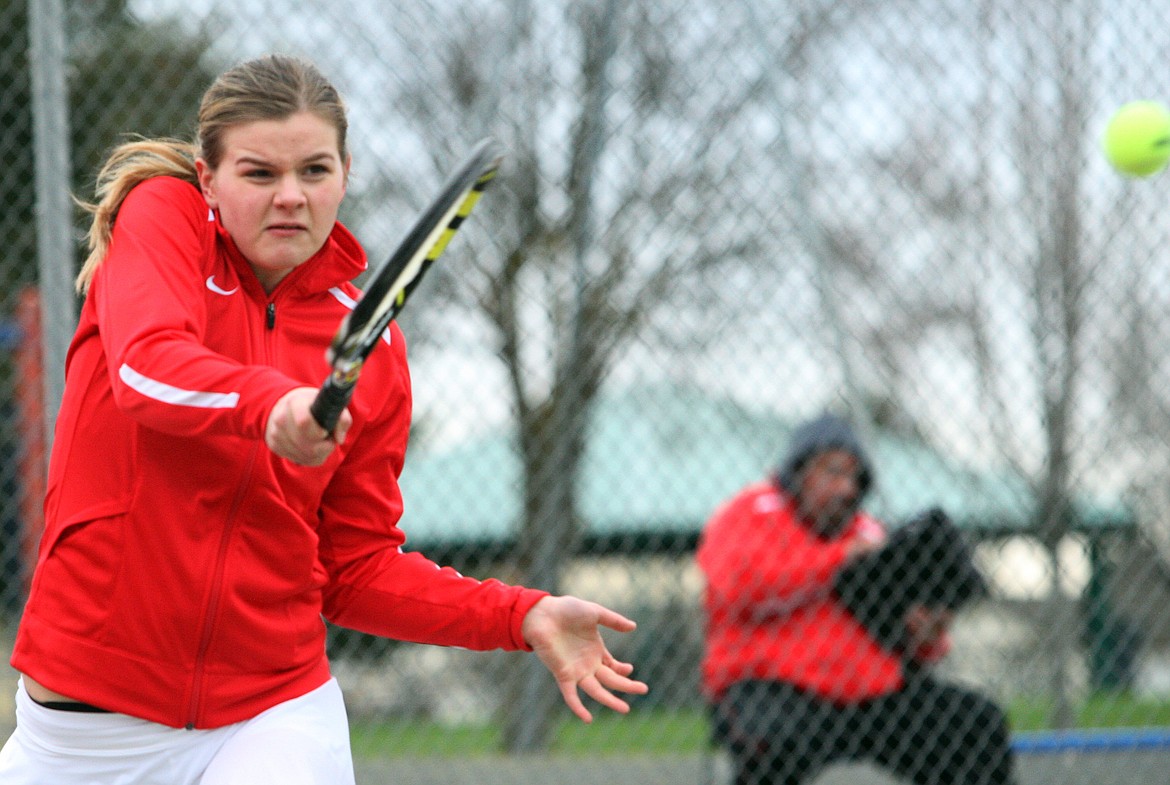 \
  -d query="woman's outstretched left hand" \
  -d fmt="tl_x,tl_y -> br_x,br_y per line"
521,595 -> 650,723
